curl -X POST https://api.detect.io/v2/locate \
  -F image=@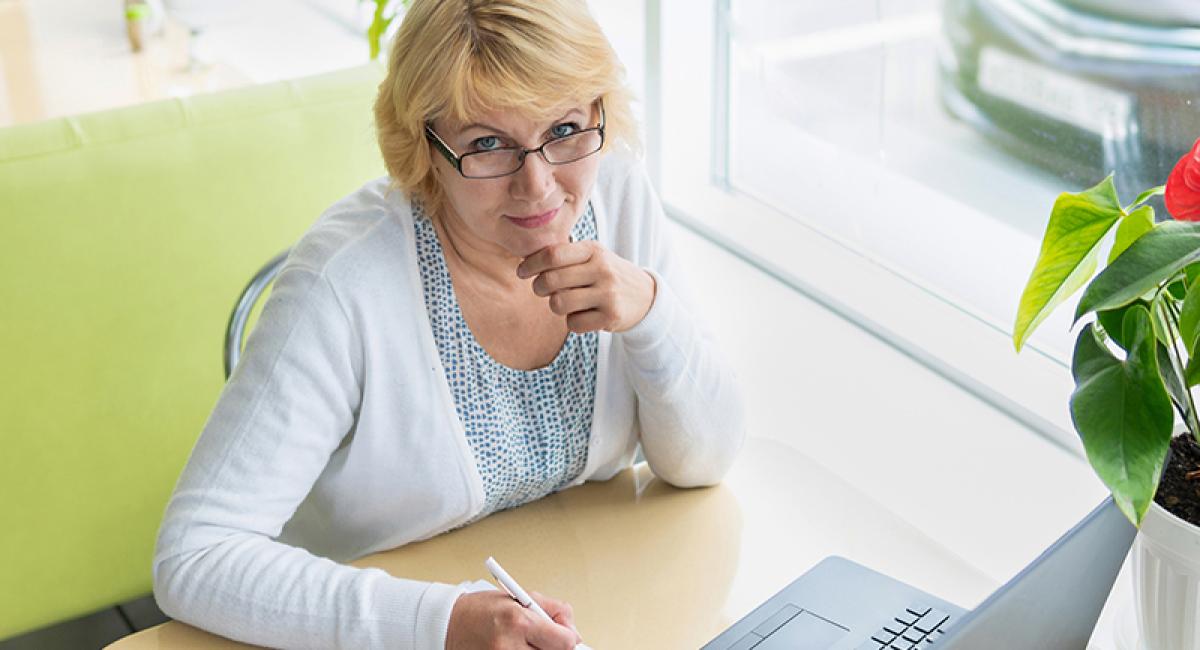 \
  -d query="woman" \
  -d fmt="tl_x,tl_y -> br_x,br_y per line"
152,1 -> 744,648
